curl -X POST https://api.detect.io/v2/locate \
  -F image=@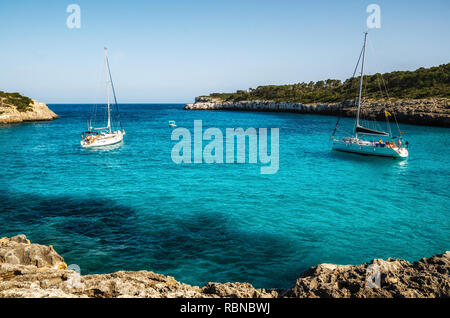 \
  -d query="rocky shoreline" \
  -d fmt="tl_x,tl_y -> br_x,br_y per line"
0,235 -> 448,298
185,97 -> 450,128
0,99 -> 58,124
